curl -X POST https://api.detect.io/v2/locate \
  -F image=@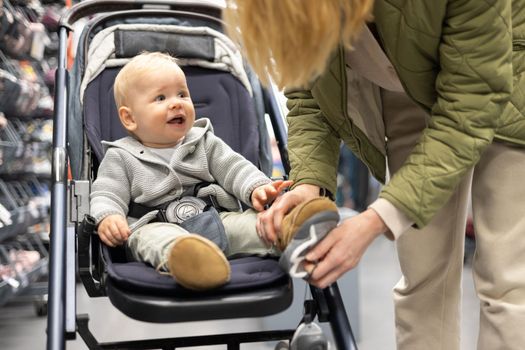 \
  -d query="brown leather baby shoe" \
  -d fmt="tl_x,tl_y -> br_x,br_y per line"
167,234 -> 231,290
278,197 -> 340,279
278,197 -> 338,251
